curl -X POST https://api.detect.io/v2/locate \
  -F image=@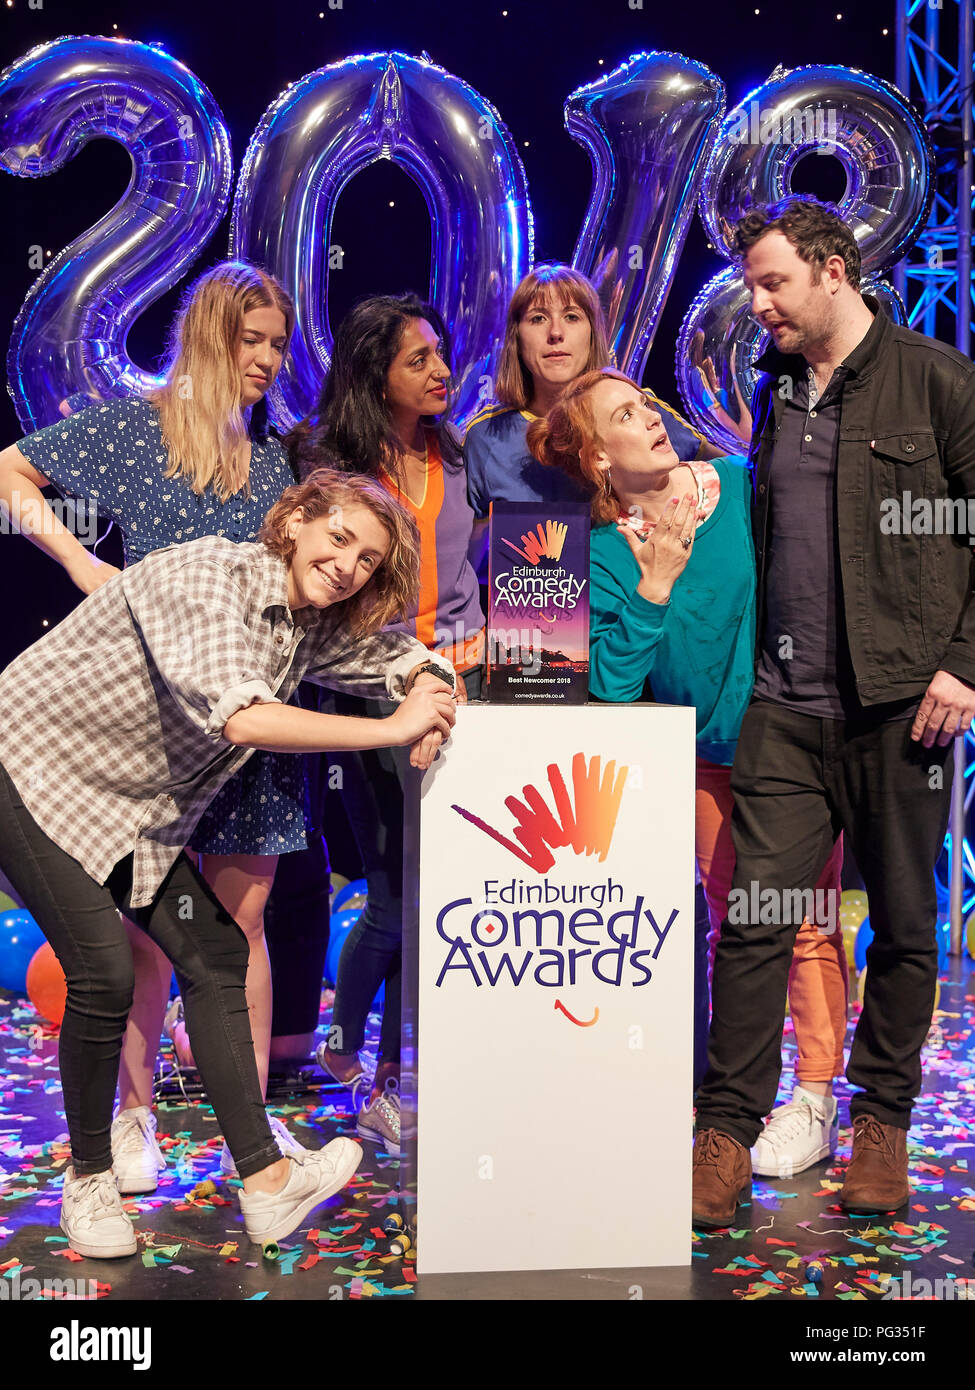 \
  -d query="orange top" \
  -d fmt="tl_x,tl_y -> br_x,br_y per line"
379,429 -> 484,671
